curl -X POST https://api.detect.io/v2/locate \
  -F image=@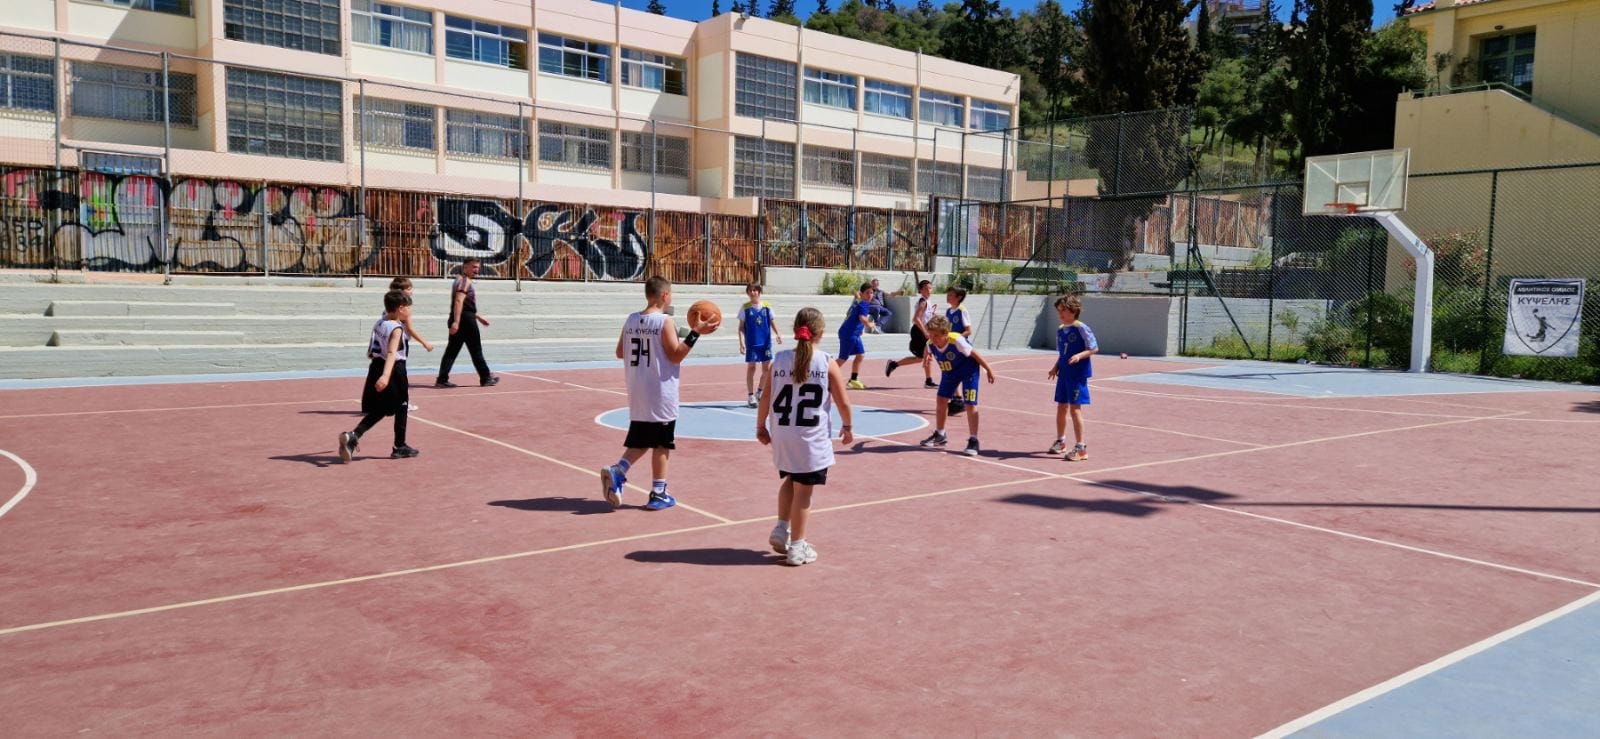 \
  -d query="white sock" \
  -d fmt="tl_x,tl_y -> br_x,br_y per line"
774,520 -> 790,531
